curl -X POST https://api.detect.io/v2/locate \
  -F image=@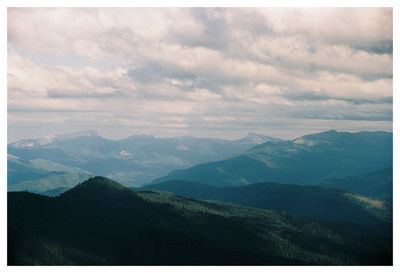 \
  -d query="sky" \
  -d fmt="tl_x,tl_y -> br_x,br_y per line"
7,7 -> 393,142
